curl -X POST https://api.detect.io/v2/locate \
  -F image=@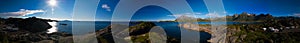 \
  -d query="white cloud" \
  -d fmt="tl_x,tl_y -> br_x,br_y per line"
167,12 -> 202,17
101,4 -> 111,11
167,12 -> 229,19
168,15 -> 191,18
205,13 -> 219,17
205,12 -> 227,17
195,12 -> 202,14
0,9 -> 45,17
294,13 -> 300,17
